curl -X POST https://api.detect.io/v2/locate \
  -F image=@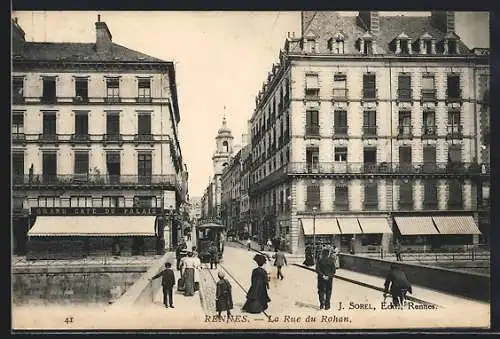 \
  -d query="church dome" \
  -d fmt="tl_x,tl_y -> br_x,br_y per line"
217,116 -> 233,138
